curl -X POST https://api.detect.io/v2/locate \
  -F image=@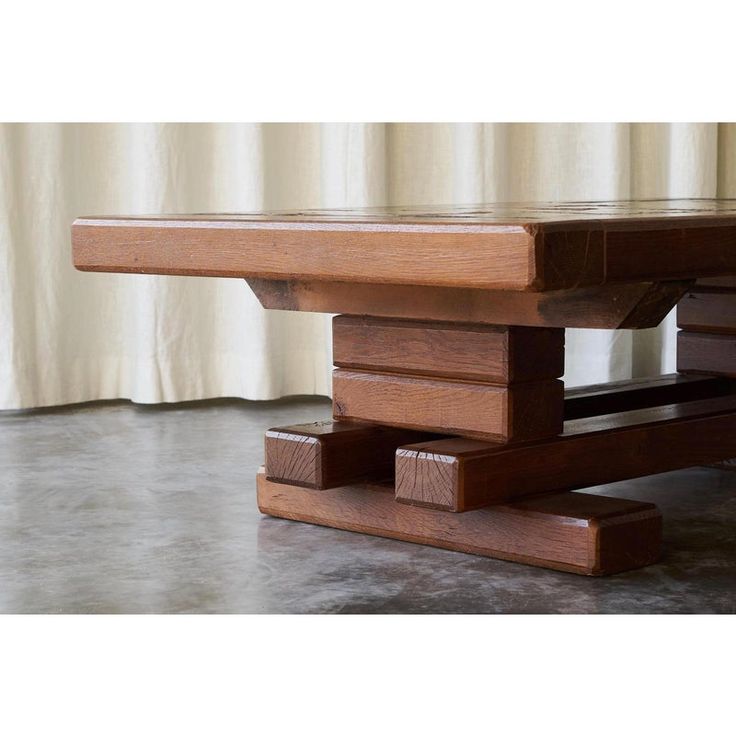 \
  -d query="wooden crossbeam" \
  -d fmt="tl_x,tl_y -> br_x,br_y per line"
395,394 -> 736,511
564,373 -> 736,420
332,370 -> 564,443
